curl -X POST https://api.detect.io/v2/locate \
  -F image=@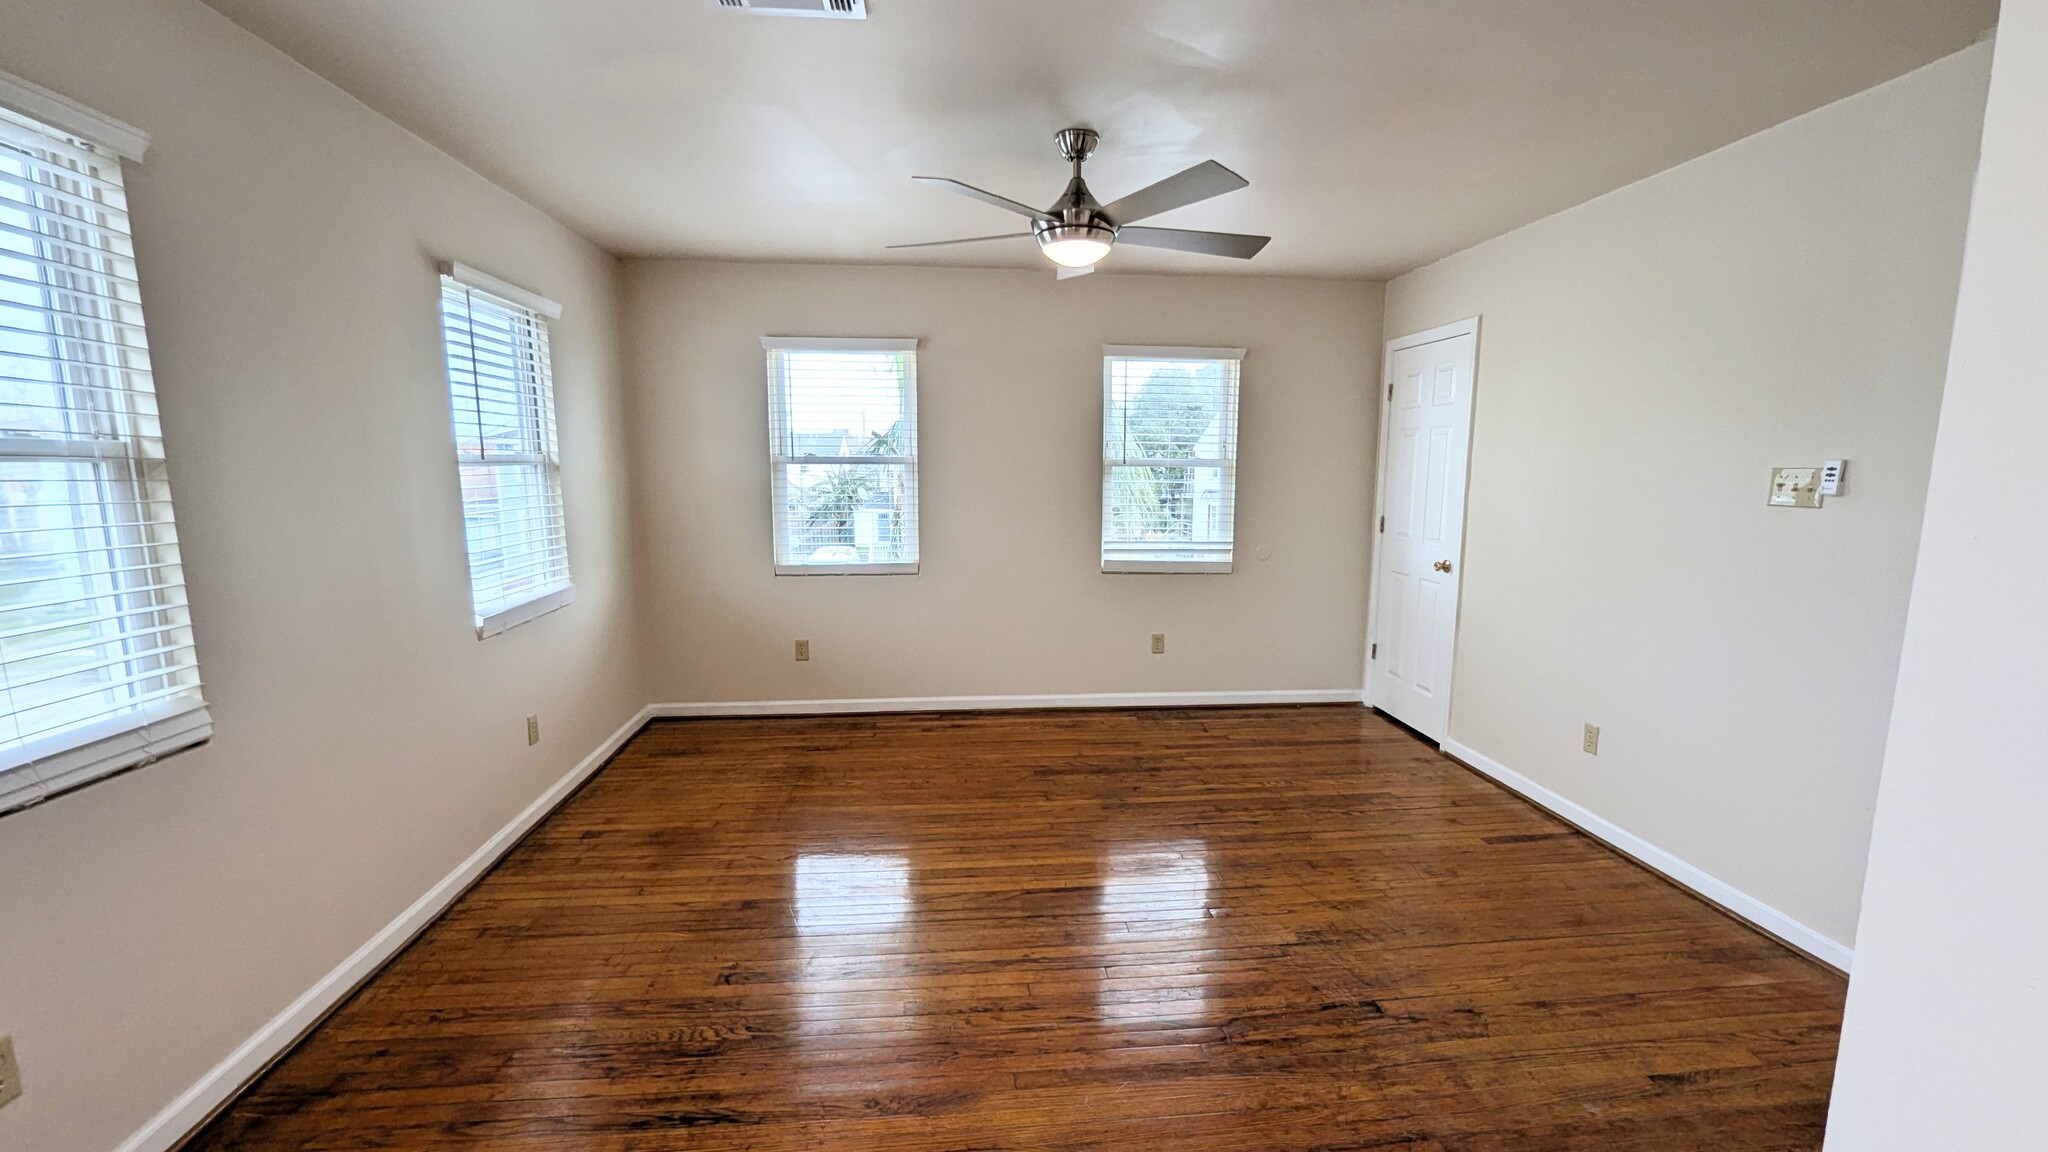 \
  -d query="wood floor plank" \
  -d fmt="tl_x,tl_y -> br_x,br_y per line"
188,705 -> 1846,1150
